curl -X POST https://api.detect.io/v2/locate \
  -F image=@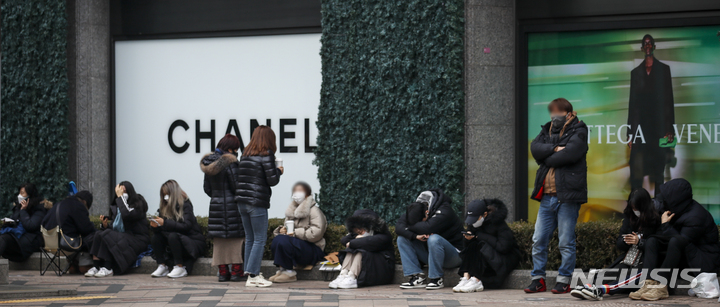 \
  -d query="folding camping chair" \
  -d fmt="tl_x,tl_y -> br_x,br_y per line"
39,226 -> 79,276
